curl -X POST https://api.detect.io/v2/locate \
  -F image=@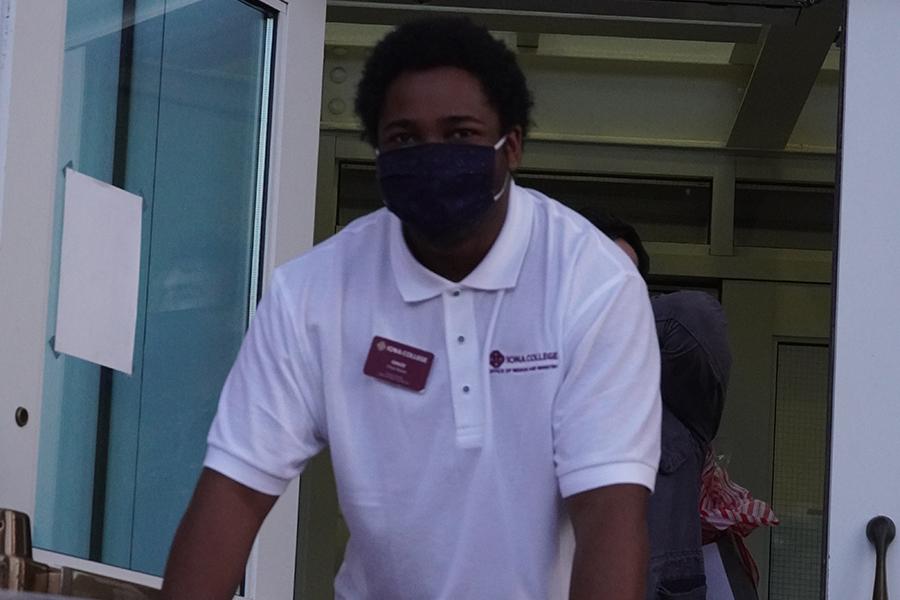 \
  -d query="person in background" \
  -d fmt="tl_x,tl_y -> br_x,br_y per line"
161,18 -> 662,600
583,210 -> 732,599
